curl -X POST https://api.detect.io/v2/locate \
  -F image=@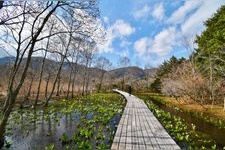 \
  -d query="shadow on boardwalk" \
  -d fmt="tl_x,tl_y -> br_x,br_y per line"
111,89 -> 180,149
